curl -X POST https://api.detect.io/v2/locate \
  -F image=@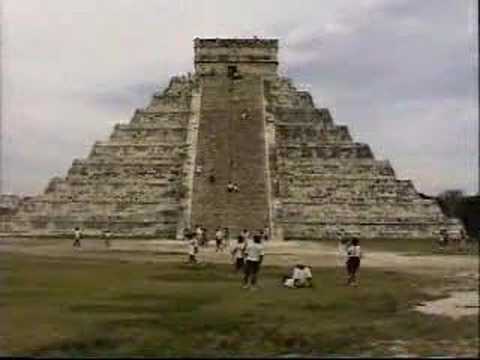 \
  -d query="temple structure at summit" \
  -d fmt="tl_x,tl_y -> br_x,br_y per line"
0,38 -> 463,240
